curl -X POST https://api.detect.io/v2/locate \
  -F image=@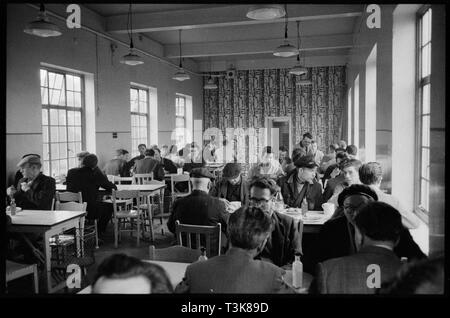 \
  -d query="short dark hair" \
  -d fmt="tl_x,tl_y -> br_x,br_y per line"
82,154 -> 98,169
303,132 -> 313,140
338,140 -> 347,148
346,145 -> 358,156
380,255 -> 444,294
336,152 -> 350,163
337,184 -> 378,207
153,148 -> 161,154
279,146 -> 288,152
359,162 -> 383,185
145,149 -> 155,157
329,144 -> 338,151
93,254 -> 173,293
249,176 -> 280,196
122,149 -> 129,155
340,158 -> 362,171
335,147 -> 346,154
228,207 -> 273,250
283,156 -> 293,164
354,201 -> 403,242
138,144 -> 146,149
